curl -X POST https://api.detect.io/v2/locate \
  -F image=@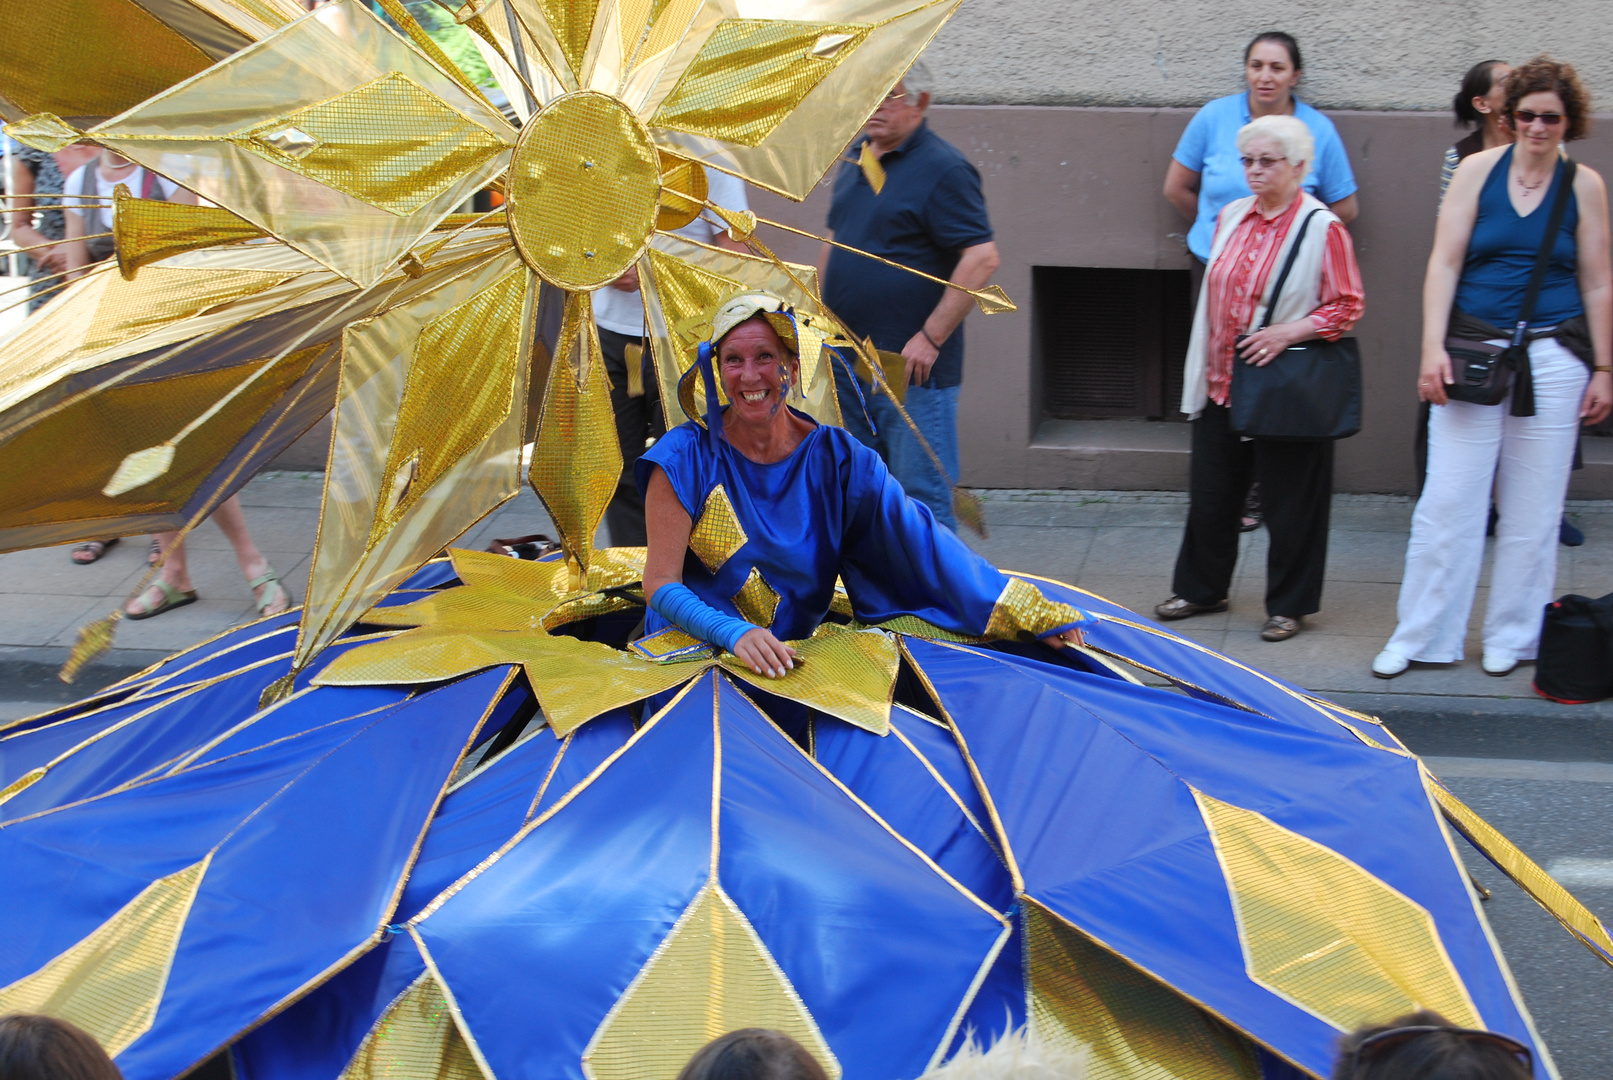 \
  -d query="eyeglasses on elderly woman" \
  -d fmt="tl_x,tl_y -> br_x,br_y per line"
1239,155 -> 1288,170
